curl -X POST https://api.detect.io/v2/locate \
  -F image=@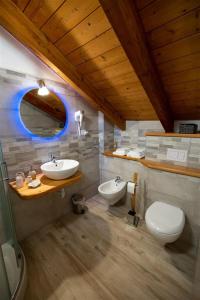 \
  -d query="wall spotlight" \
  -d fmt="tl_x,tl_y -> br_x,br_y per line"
37,80 -> 49,96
